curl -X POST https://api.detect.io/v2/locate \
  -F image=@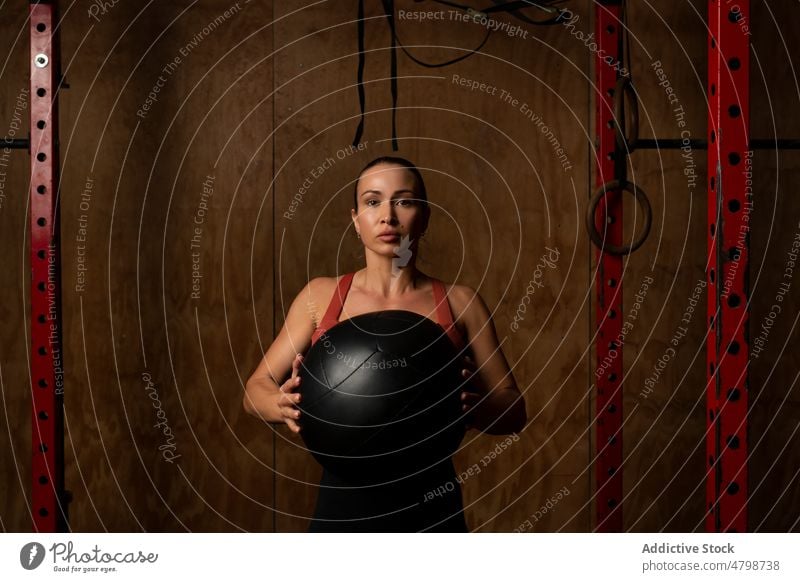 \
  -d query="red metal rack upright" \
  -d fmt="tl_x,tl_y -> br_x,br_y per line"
706,0 -> 750,533
593,0 -> 624,532
29,0 -> 66,532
